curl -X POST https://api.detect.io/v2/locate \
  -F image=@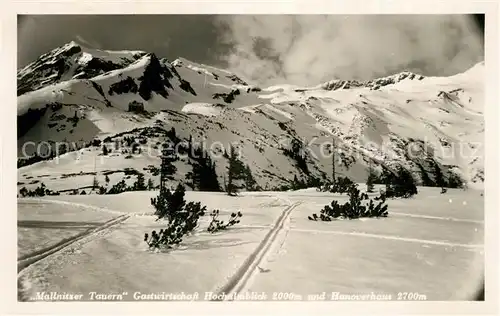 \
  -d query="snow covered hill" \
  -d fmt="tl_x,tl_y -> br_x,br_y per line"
17,41 -> 485,193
